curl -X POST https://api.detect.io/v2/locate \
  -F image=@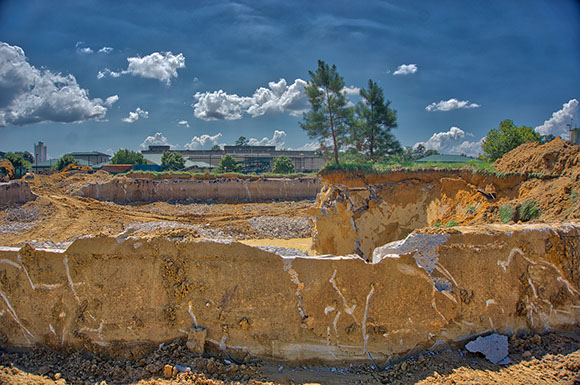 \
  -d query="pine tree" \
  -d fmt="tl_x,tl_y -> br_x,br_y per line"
300,60 -> 352,164
352,79 -> 401,161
